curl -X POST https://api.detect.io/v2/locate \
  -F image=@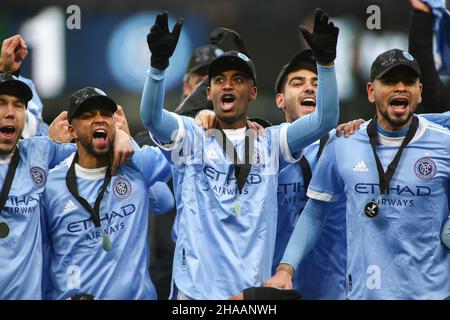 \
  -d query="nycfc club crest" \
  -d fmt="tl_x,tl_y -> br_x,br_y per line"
113,177 -> 132,199
414,157 -> 436,179
30,167 -> 46,188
